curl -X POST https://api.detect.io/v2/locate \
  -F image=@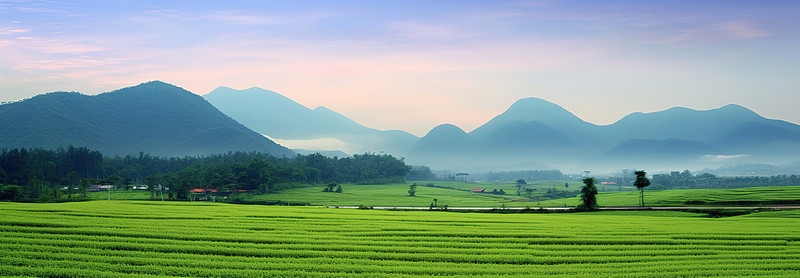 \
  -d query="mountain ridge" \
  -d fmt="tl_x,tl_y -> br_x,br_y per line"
0,81 -> 293,157
203,86 -> 418,155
